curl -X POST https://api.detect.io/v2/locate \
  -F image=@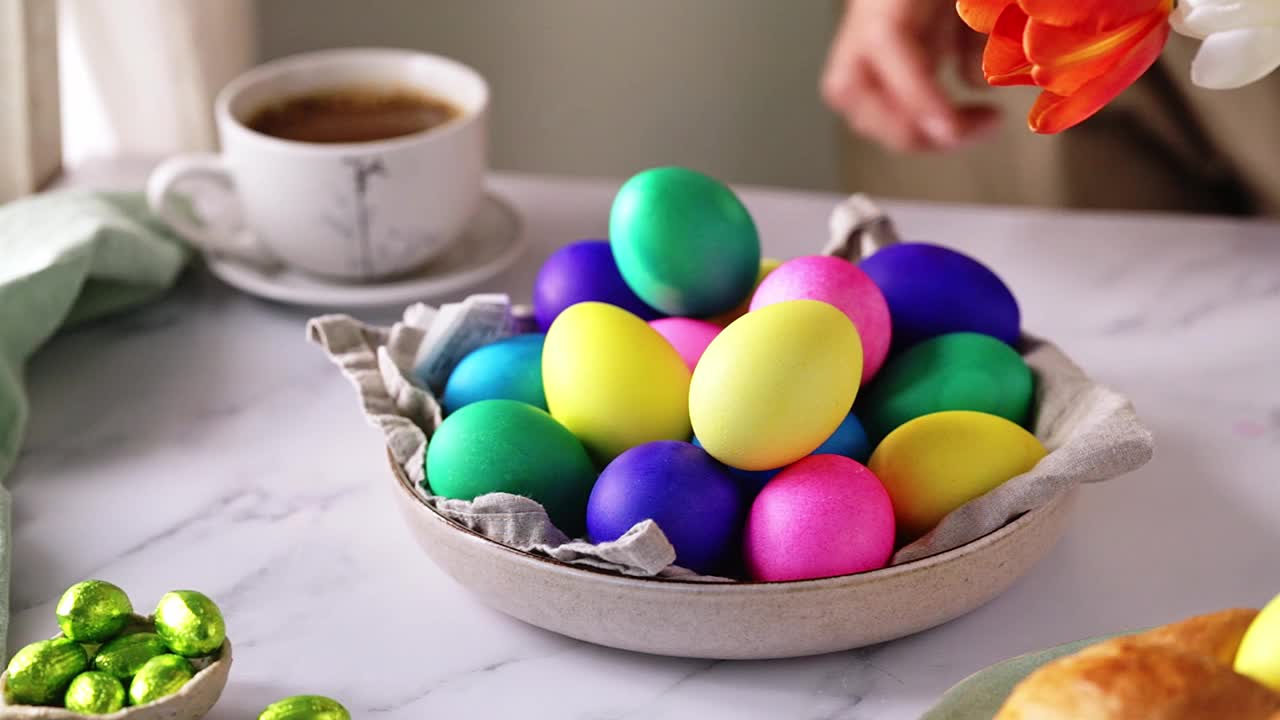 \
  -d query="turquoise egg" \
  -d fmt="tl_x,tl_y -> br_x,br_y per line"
439,334 -> 546,414
609,167 -> 761,316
